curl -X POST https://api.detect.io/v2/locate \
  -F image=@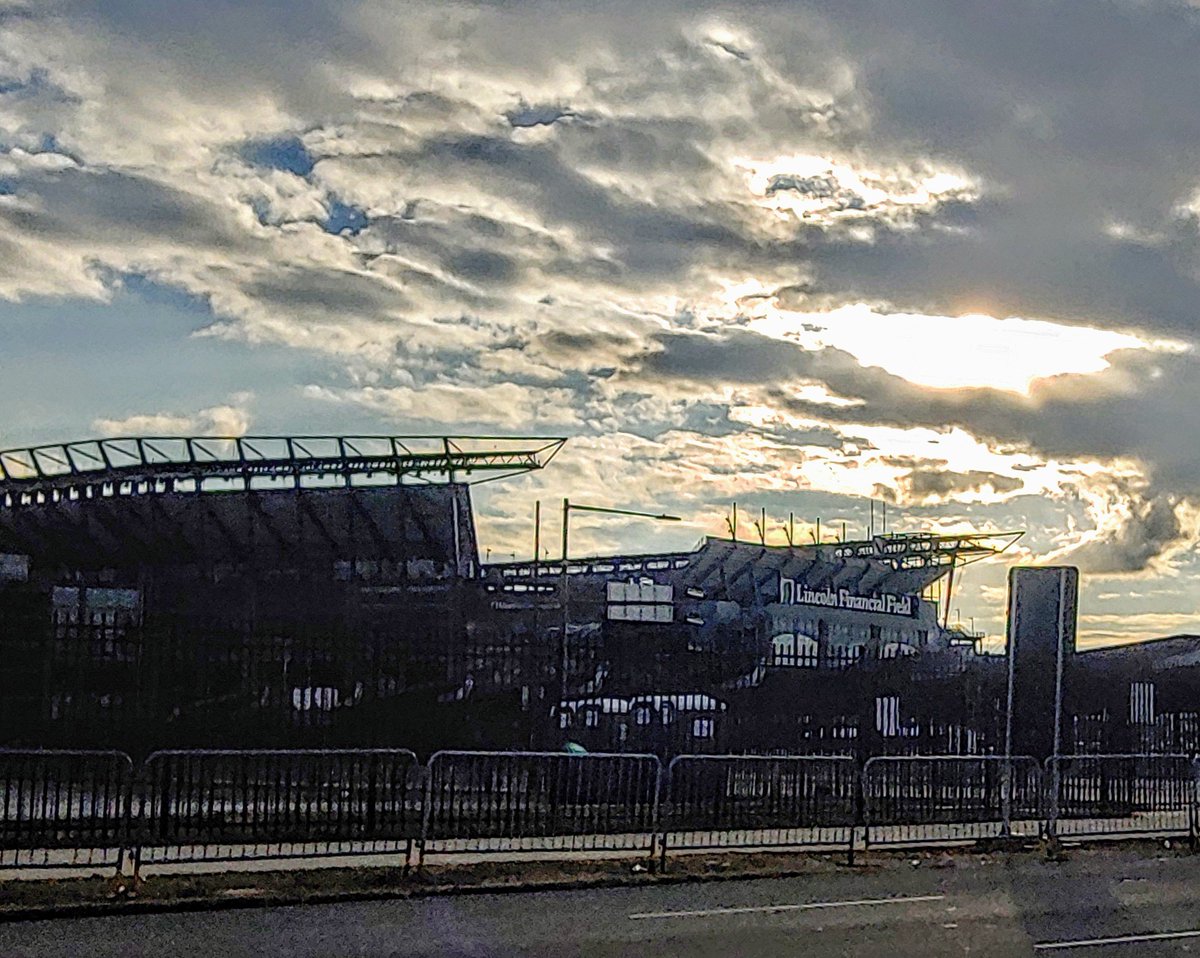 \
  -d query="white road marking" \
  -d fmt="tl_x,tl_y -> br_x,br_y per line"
629,894 -> 945,920
1036,929 -> 1200,950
